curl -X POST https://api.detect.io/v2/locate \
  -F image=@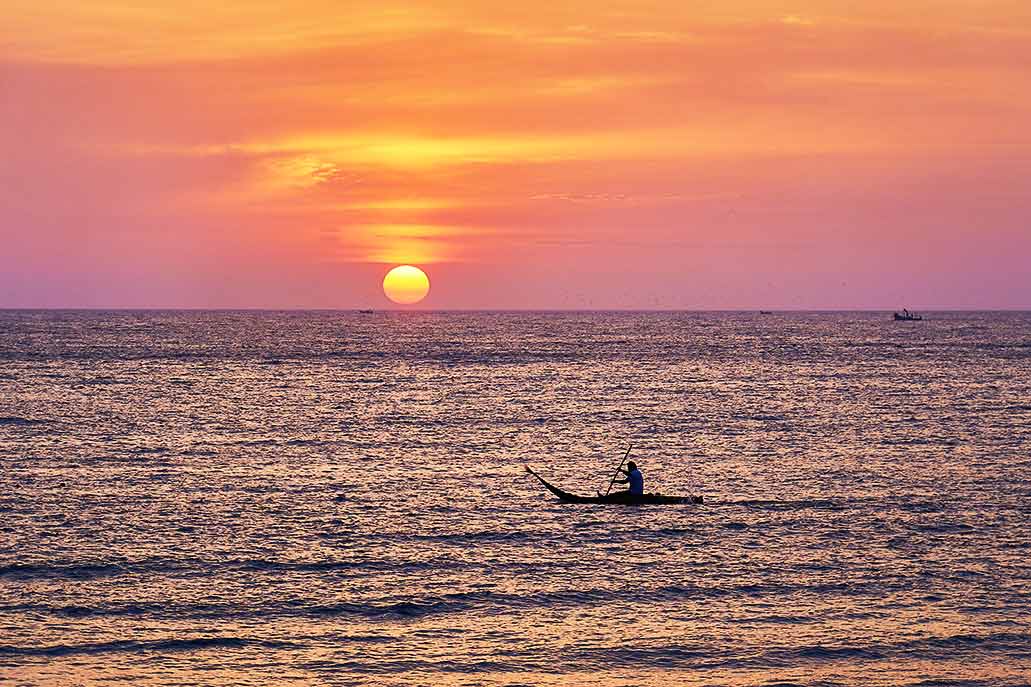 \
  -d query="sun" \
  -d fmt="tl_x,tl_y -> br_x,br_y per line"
382,265 -> 430,305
